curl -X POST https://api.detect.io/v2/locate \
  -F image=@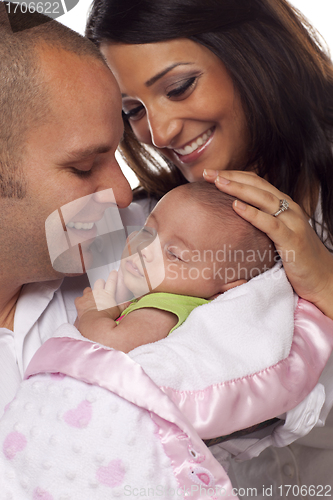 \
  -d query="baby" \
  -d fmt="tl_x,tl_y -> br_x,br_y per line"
2,183 -> 331,500
75,181 -> 276,352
